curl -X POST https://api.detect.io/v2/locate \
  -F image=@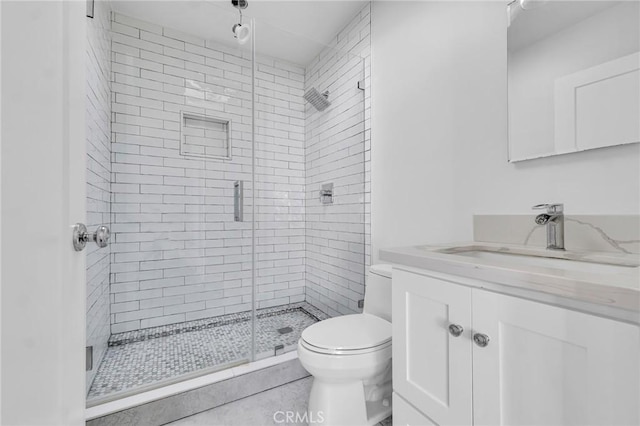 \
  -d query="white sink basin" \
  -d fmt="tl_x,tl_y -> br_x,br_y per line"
434,246 -> 639,275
